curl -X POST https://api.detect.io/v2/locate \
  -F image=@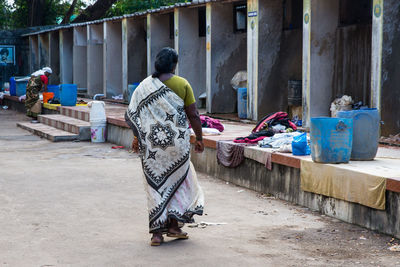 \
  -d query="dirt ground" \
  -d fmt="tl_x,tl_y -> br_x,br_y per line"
1,109 -> 400,267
